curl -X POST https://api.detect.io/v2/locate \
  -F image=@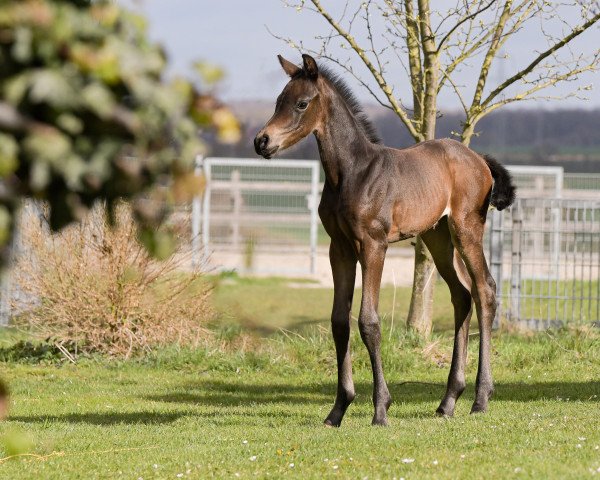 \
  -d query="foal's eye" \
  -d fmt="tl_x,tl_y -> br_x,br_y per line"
296,101 -> 309,111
